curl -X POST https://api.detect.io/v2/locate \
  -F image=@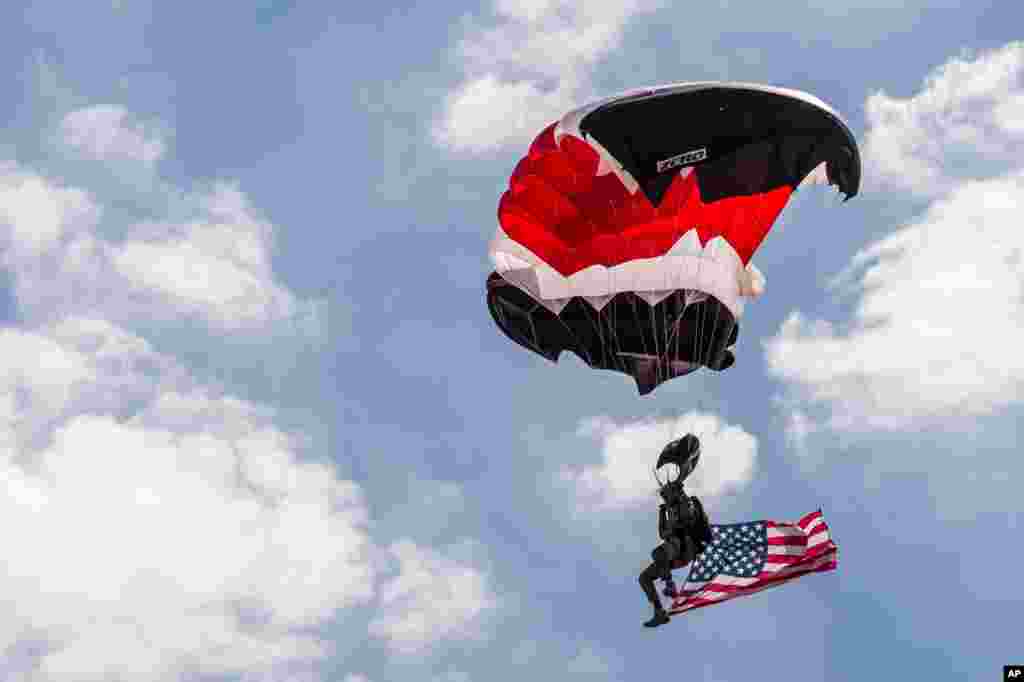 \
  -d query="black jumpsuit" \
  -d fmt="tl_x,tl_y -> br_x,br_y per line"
638,487 -> 711,615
